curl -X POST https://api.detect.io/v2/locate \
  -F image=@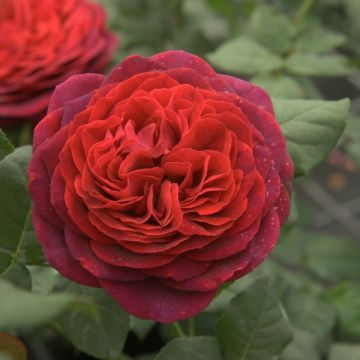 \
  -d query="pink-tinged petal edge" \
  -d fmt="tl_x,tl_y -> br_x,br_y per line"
100,277 -> 216,323
220,74 -> 274,115
48,73 -> 105,113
